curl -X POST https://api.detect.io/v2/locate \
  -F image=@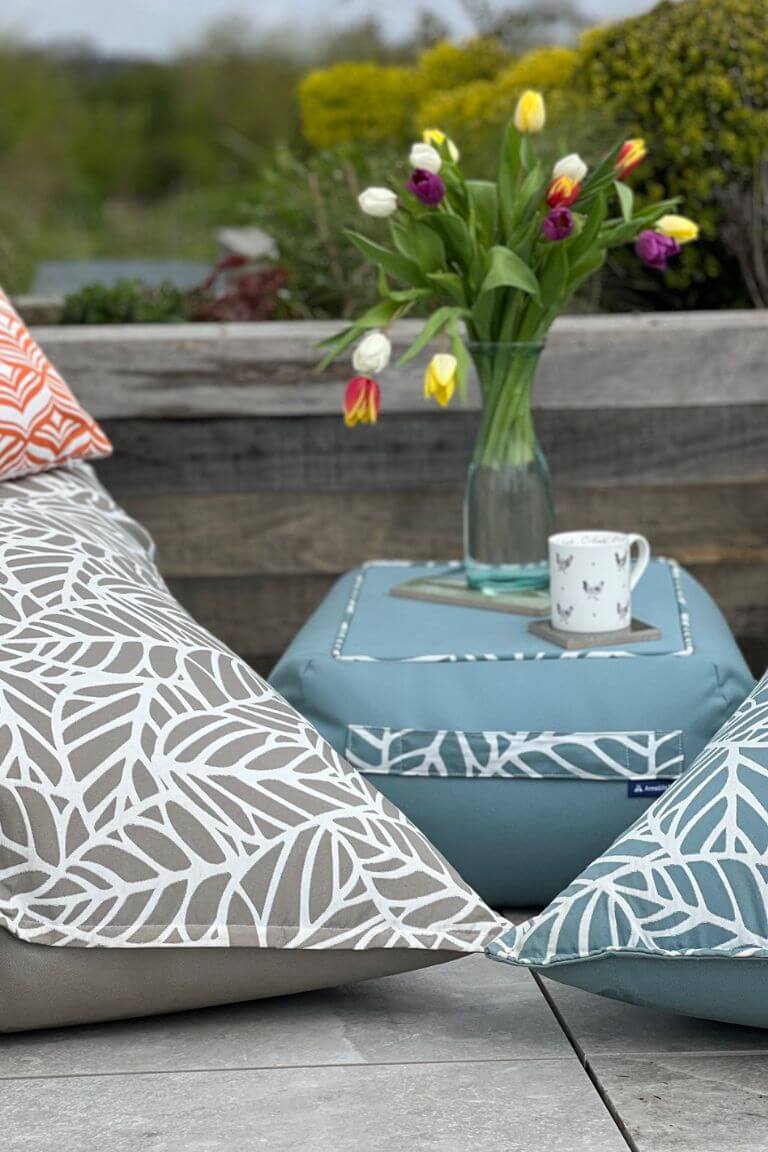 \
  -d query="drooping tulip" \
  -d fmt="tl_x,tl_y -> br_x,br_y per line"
541,207 -> 575,242
422,128 -> 460,162
409,142 -> 442,174
344,376 -> 381,427
635,230 -> 681,270
615,139 -> 646,180
552,153 -> 588,184
423,354 -> 458,408
546,175 -> 580,209
407,168 -> 446,207
655,215 -> 699,244
358,187 -> 398,218
352,331 -> 391,375
513,90 -> 546,134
